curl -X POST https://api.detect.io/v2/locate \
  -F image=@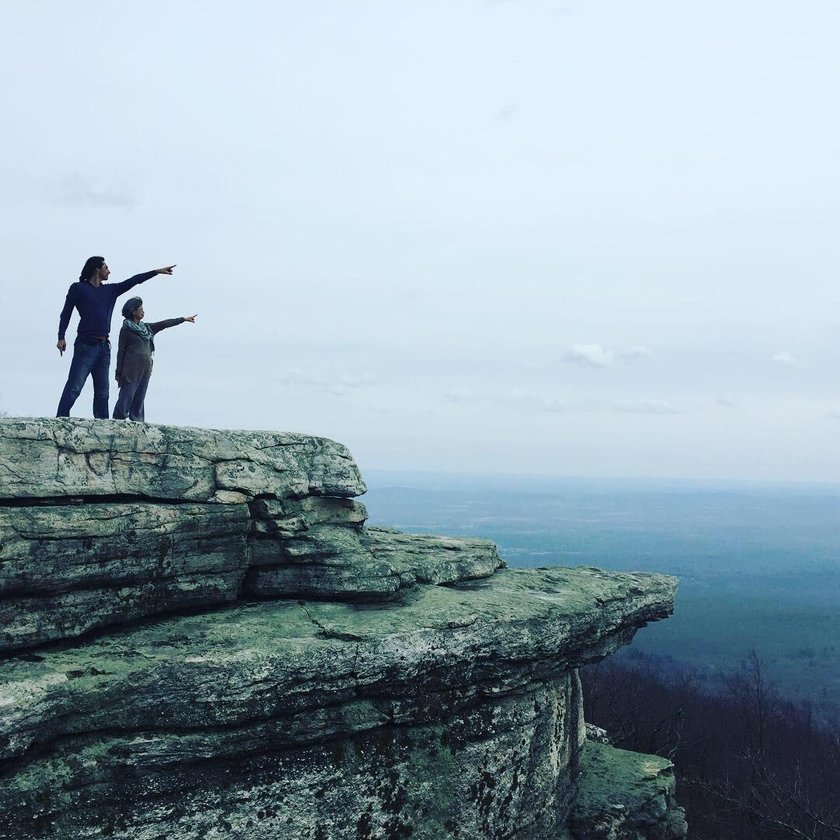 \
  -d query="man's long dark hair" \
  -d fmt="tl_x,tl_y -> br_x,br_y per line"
79,256 -> 105,282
